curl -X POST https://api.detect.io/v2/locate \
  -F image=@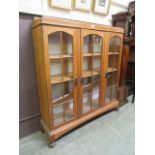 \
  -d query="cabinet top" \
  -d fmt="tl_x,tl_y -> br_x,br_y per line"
32,16 -> 124,33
